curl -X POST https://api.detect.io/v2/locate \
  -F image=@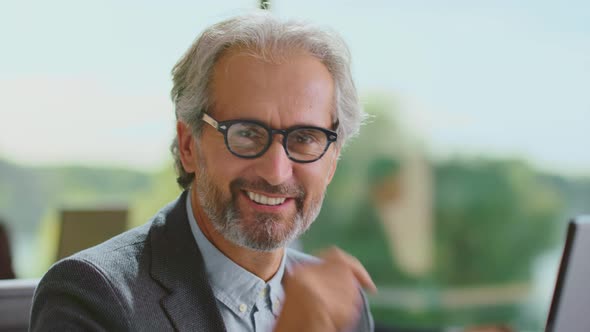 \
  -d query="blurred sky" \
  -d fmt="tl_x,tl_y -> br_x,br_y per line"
1,0 -> 588,175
